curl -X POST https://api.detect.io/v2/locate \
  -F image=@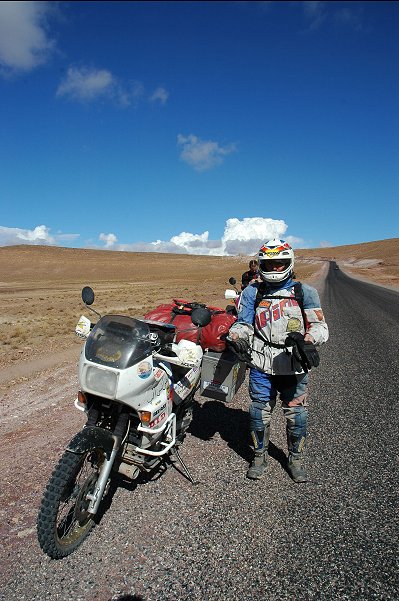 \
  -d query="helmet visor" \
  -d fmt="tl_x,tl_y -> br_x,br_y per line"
260,258 -> 291,272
